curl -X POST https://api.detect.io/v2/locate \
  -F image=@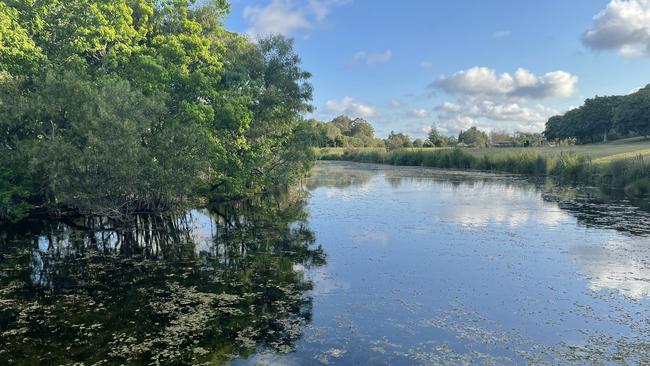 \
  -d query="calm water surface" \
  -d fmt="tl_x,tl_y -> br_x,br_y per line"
1,161 -> 649,365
